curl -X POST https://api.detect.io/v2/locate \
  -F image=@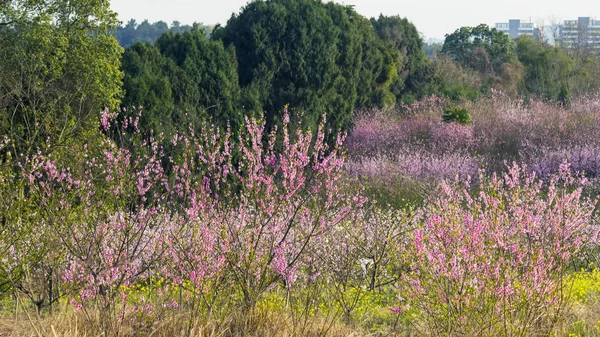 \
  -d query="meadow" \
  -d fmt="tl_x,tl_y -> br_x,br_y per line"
3,94 -> 600,336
